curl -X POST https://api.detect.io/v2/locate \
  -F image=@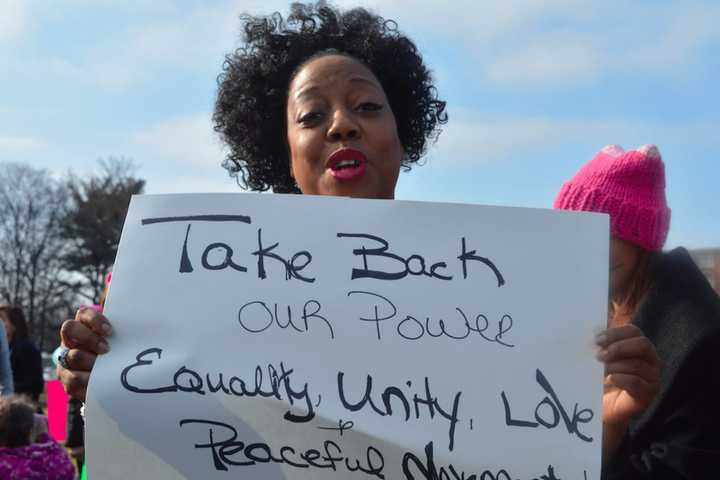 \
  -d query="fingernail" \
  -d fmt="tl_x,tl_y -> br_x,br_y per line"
97,341 -> 110,354
101,323 -> 112,335
596,349 -> 607,361
595,332 -> 608,345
